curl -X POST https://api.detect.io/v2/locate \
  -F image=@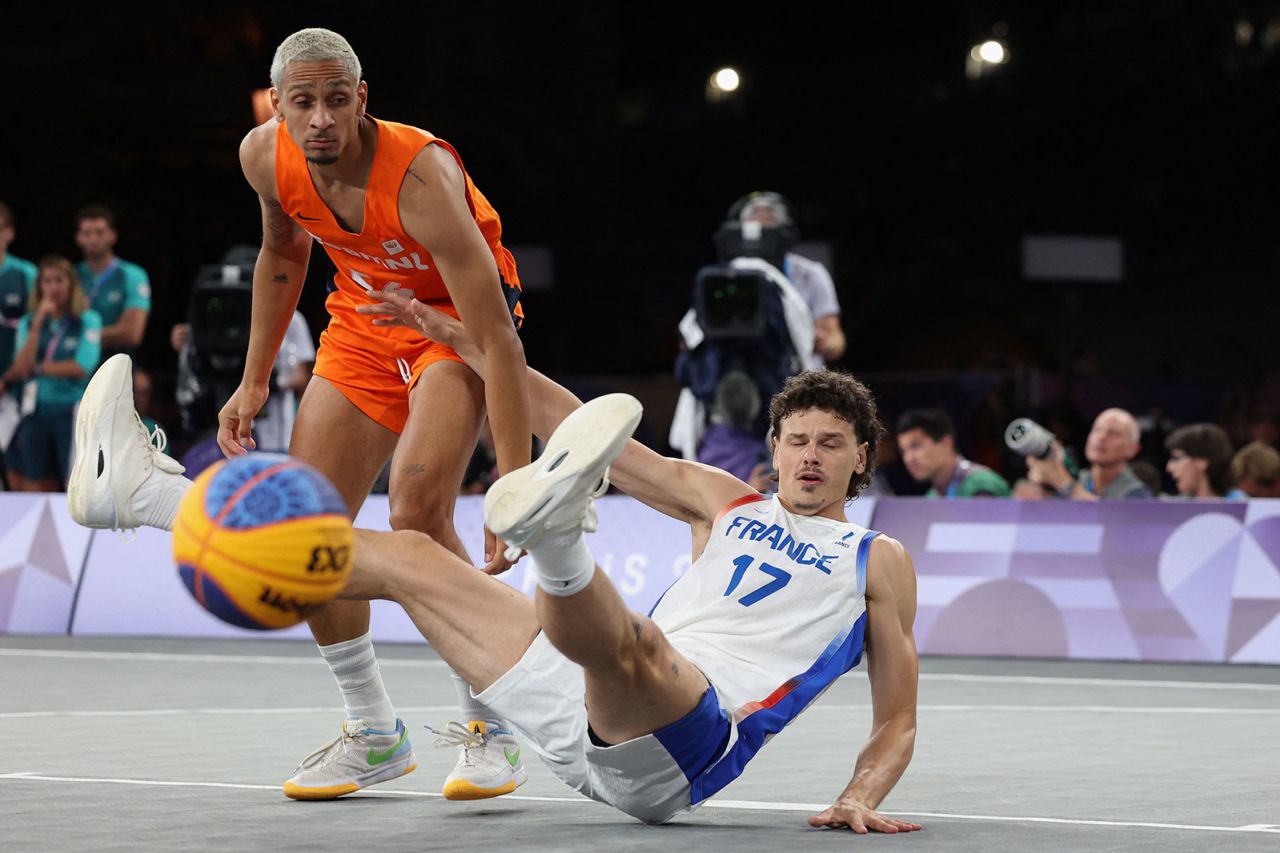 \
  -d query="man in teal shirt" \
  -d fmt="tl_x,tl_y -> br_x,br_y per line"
897,408 -> 1012,497
74,205 -> 150,361
0,202 -> 38,385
